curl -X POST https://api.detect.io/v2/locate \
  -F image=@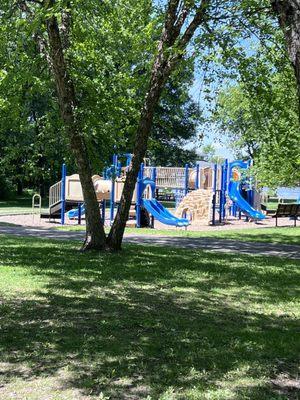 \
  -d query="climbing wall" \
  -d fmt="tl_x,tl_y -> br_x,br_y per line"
175,189 -> 213,225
